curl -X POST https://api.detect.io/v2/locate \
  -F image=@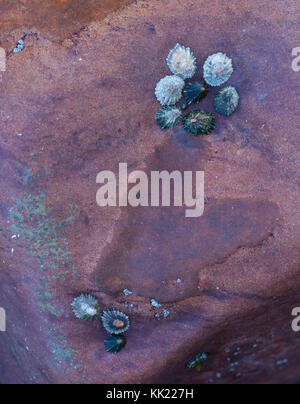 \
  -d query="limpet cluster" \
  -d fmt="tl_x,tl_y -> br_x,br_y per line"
155,44 -> 240,135
72,294 -> 130,354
